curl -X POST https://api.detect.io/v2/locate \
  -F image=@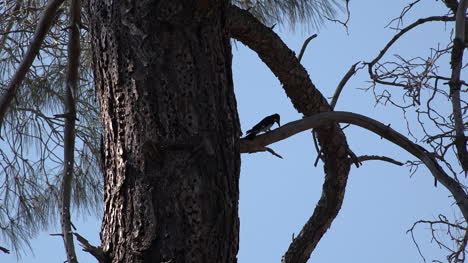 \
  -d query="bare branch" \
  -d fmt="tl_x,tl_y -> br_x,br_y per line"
240,111 -> 468,222
0,0 -> 66,135
297,34 -> 317,62
330,61 -> 360,110
367,16 -> 455,82
244,146 -> 283,159
407,215 -> 468,263
448,0 -> 468,172
357,155 -> 404,166
73,232 -> 108,263
60,0 -> 81,262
